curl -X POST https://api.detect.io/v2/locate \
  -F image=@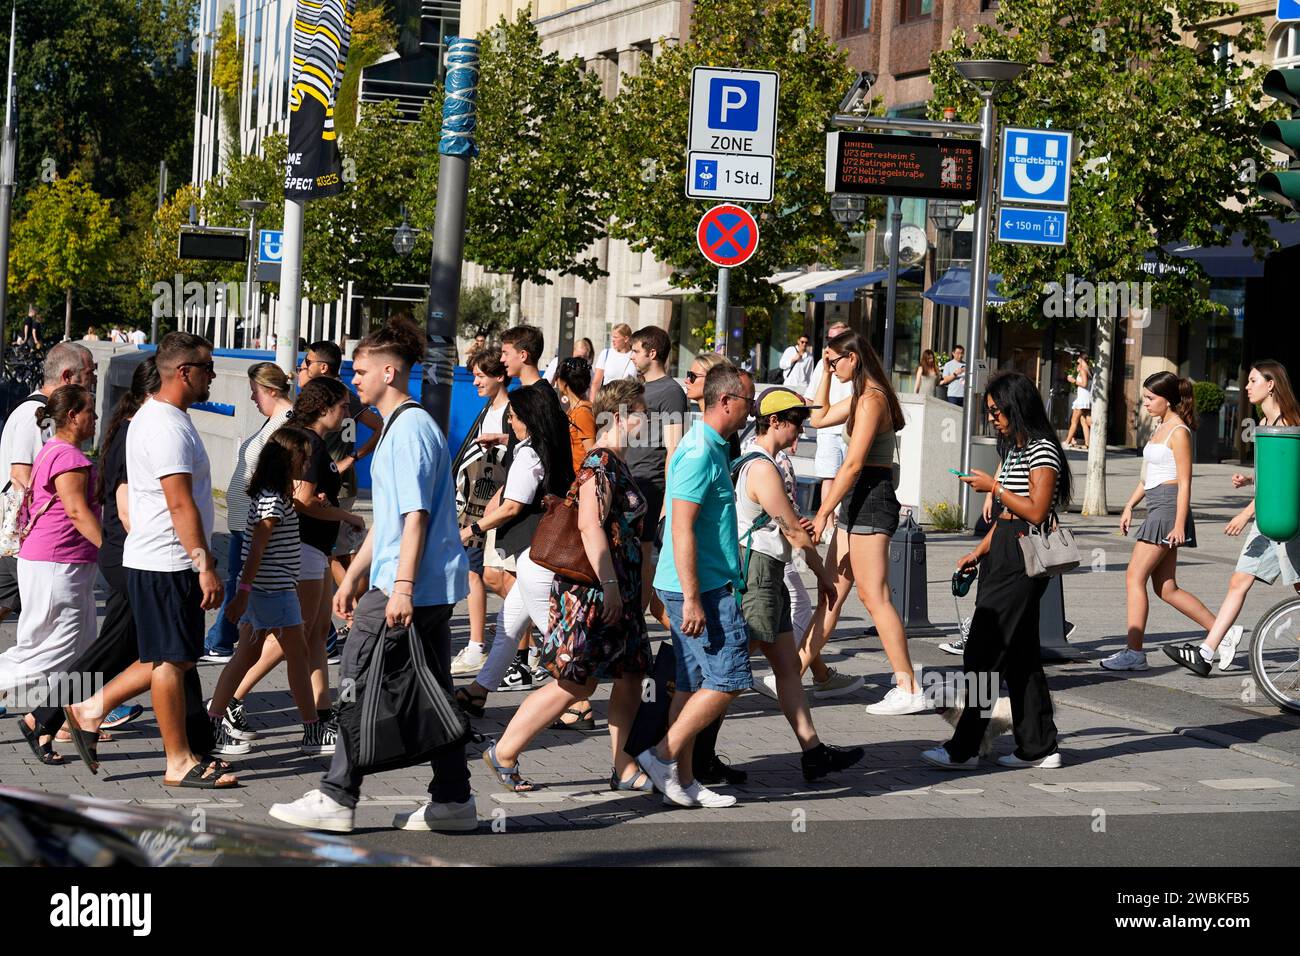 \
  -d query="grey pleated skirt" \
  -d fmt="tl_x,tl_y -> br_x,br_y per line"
1135,482 -> 1196,548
